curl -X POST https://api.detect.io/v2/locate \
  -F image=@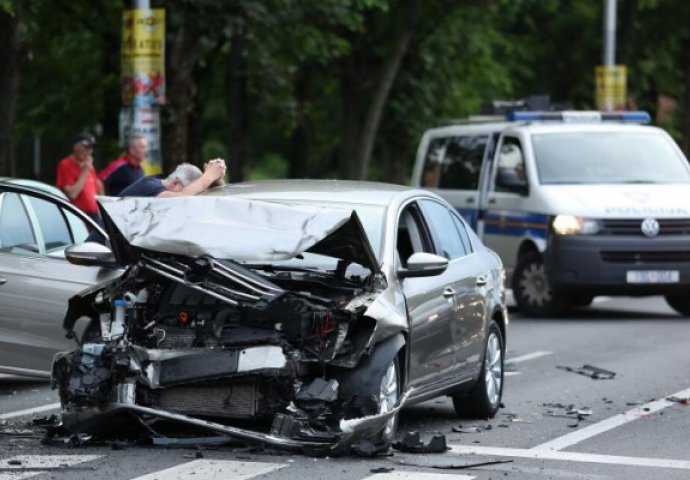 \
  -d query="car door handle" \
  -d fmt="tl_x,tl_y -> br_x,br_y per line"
466,197 -> 475,204
477,274 -> 489,286
0,277 -> 6,285
443,287 -> 455,297
488,197 -> 496,204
